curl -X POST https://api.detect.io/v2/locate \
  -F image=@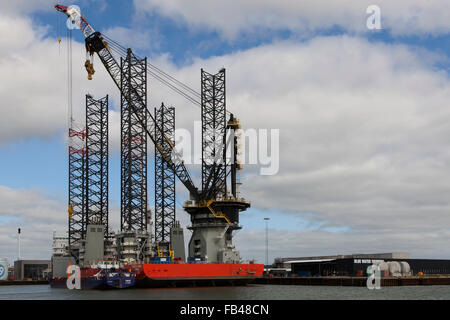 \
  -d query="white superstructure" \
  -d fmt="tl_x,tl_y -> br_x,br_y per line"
52,231 -> 69,257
